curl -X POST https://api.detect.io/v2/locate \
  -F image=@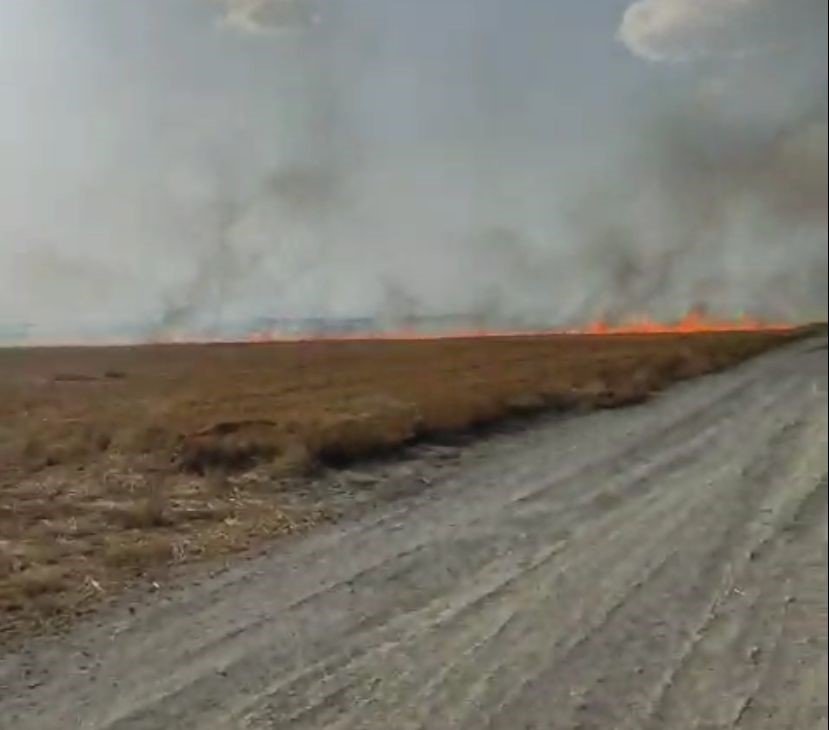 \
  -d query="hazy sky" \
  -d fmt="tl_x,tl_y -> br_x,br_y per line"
0,1 -> 825,339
